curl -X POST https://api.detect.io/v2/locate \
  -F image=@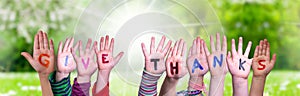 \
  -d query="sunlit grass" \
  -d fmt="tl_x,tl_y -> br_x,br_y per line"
0,70 -> 299,96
